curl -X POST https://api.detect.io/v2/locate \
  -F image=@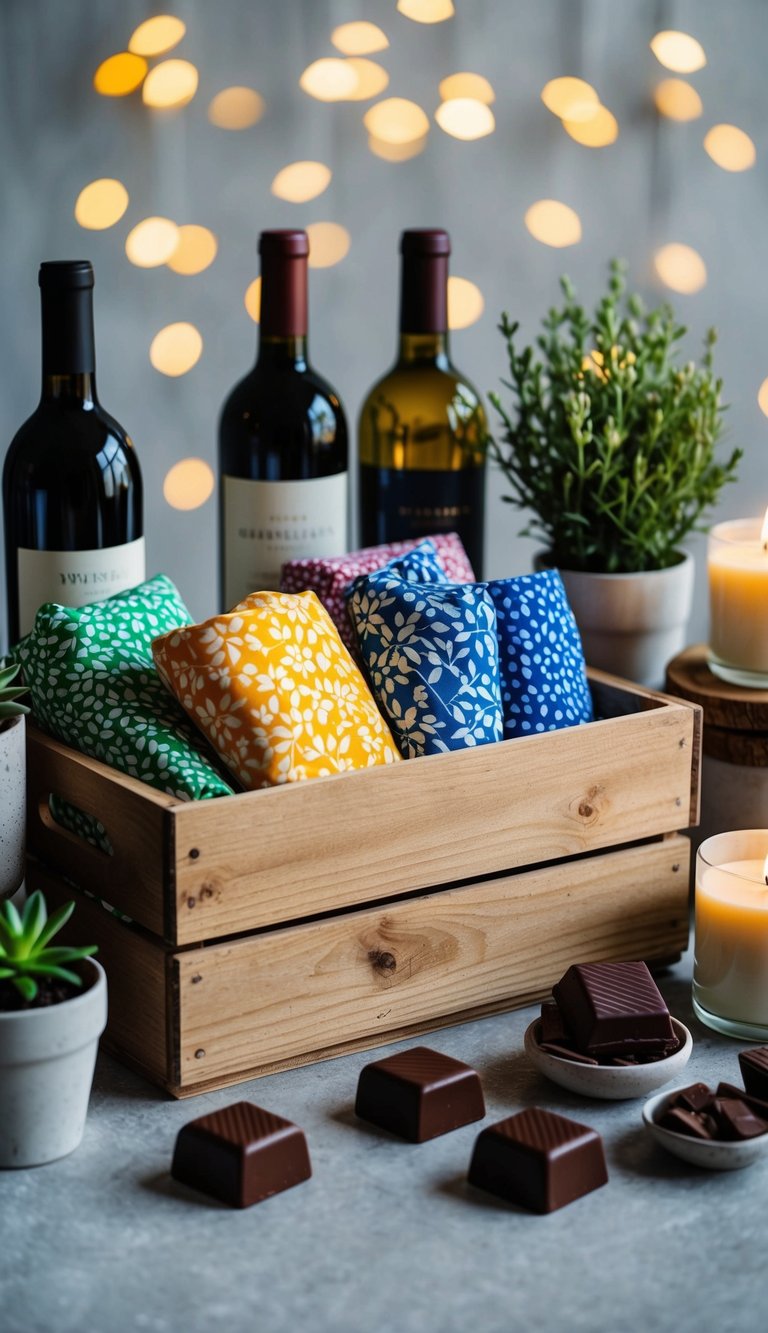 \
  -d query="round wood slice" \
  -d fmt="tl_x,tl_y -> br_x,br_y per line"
666,645 -> 768,766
